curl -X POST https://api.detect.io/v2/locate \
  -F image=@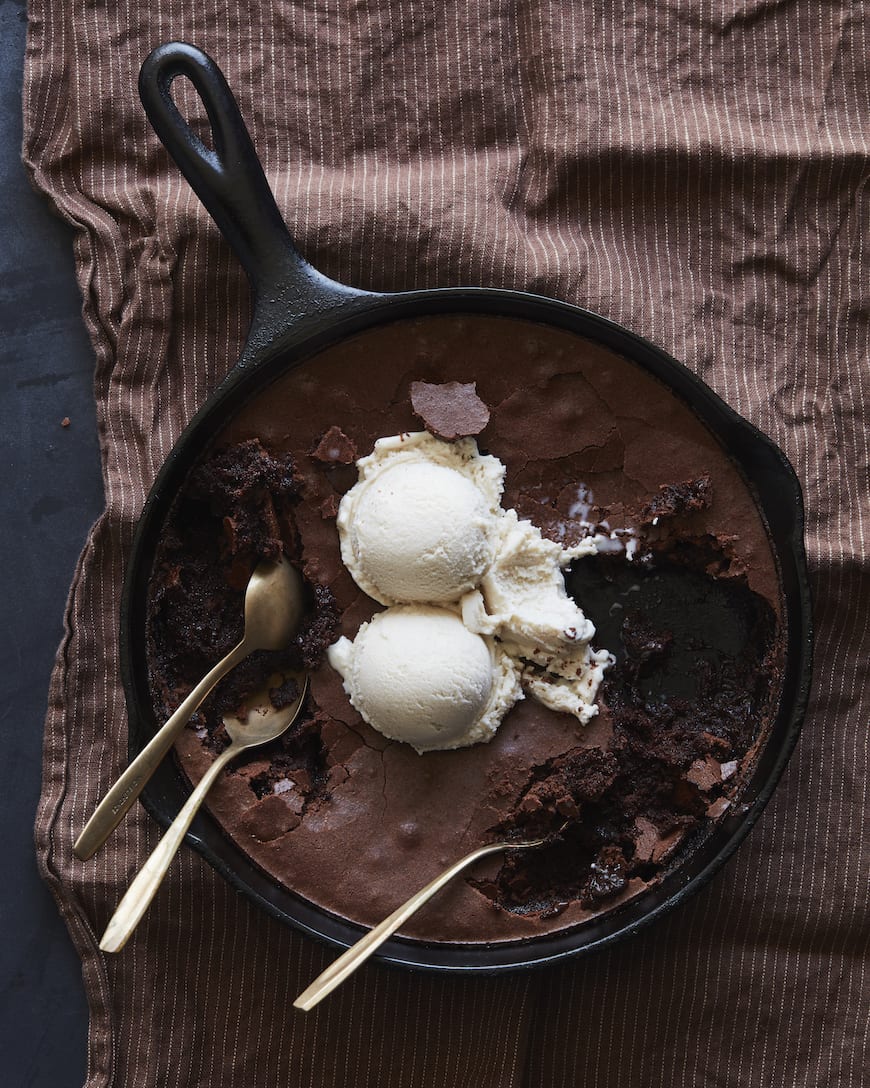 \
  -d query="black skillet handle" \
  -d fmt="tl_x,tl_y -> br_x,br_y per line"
138,42 -> 362,333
